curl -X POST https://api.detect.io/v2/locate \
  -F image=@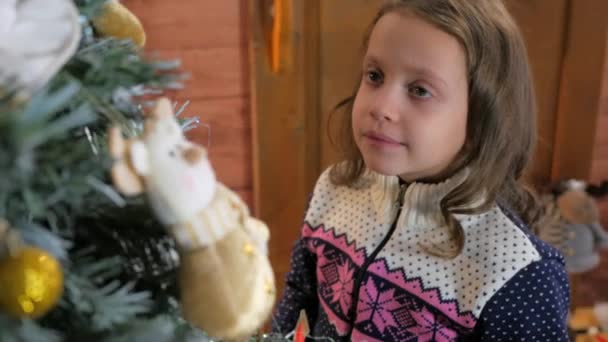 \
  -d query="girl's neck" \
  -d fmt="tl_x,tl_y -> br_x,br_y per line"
398,155 -> 469,186
398,175 -> 446,186
398,166 -> 465,186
